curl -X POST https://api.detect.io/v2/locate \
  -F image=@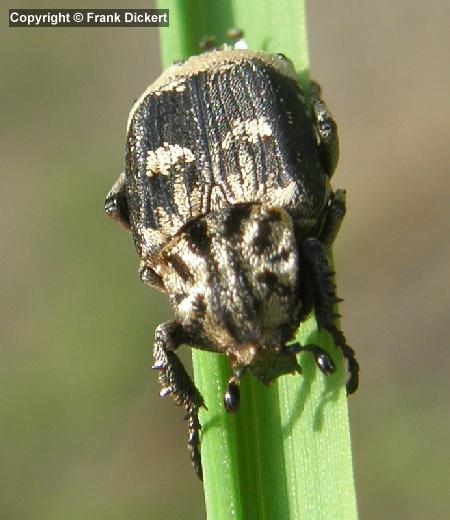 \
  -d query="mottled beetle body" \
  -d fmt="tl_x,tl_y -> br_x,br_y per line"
105,47 -> 358,479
